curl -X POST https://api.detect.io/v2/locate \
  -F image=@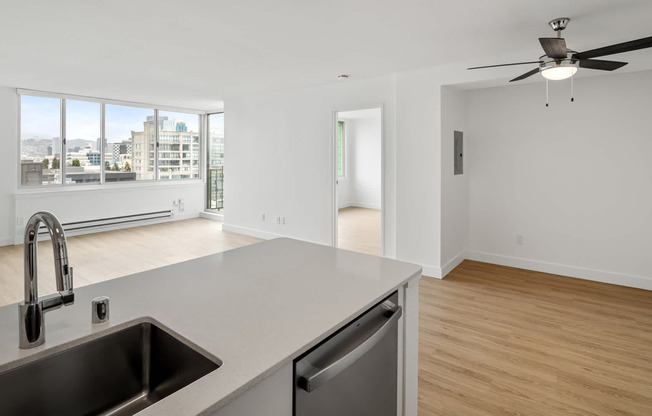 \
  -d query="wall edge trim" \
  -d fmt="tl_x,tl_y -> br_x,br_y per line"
441,250 -> 467,278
